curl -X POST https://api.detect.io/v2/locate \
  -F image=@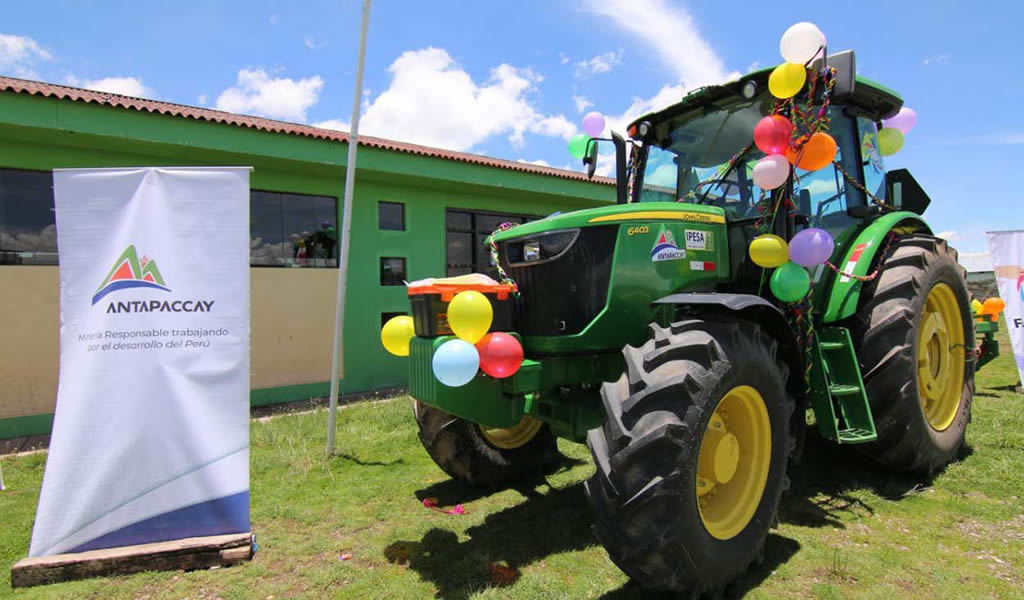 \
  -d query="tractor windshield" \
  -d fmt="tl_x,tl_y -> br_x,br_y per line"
637,96 -> 769,218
